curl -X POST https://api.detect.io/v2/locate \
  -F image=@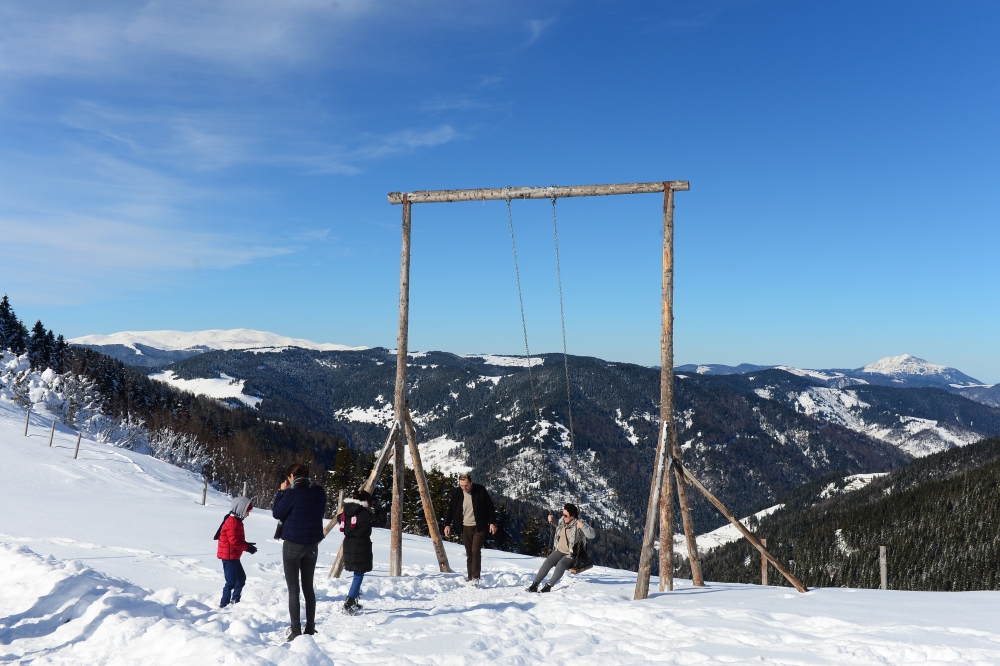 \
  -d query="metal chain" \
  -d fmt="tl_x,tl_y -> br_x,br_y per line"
505,193 -> 542,430
551,195 -> 575,455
